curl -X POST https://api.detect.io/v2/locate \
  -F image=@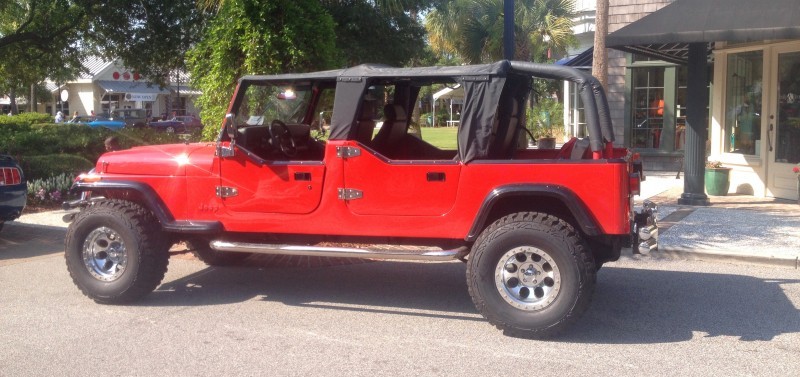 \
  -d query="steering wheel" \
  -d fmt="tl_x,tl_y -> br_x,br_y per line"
268,119 -> 297,158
